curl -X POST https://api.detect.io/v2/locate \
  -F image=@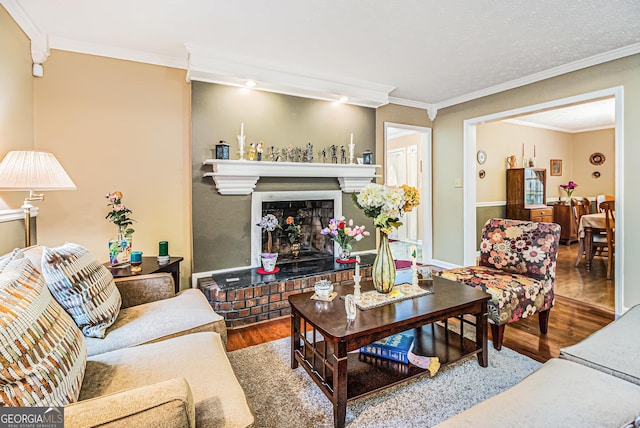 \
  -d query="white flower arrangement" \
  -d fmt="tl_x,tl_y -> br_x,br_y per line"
353,183 -> 420,234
